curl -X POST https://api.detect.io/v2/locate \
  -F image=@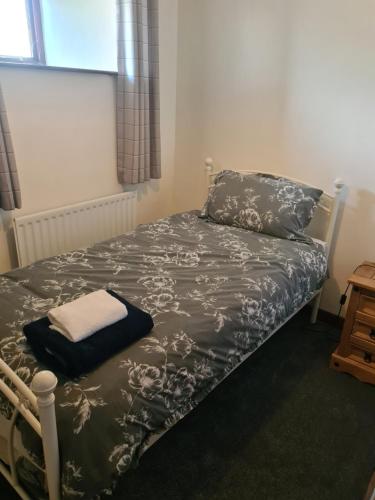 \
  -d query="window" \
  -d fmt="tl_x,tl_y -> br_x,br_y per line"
0,0 -> 117,72
0,0 -> 44,63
